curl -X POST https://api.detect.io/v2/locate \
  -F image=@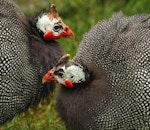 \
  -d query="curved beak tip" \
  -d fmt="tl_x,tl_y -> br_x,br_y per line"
68,32 -> 74,39
42,75 -> 48,84
63,25 -> 74,39
42,70 -> 57,84
42,78 -> 46,84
